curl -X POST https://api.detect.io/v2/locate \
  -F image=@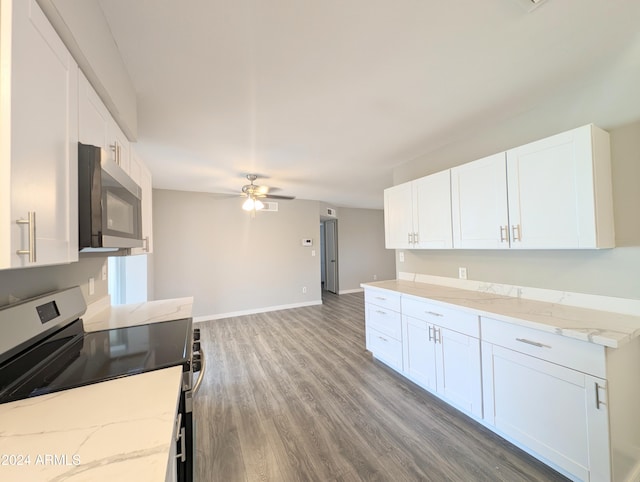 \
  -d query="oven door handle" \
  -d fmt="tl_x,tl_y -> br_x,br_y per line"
192,349 -> 206,396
